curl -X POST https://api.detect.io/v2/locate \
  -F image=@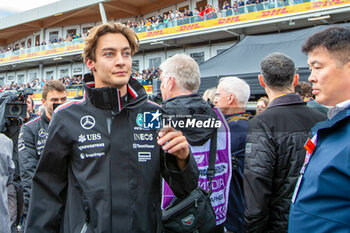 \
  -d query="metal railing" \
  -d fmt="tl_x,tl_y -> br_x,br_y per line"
0,38 -> 84,59
132,0 -> 310,33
